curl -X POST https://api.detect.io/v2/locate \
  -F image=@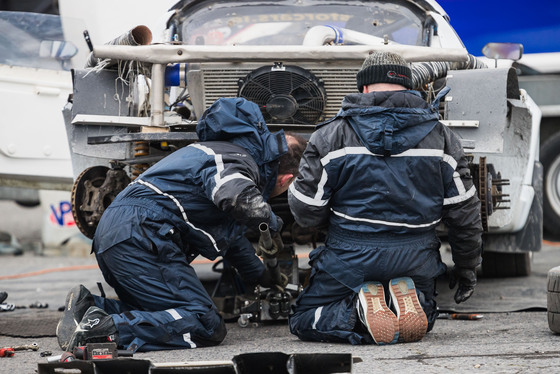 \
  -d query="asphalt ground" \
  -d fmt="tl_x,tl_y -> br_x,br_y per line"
1,200 -> 560,373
